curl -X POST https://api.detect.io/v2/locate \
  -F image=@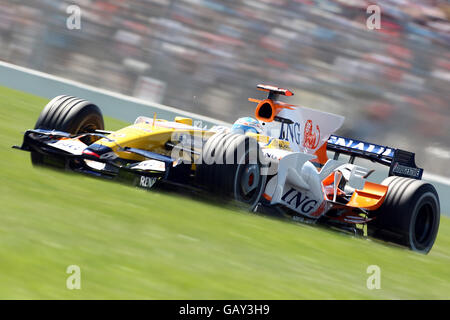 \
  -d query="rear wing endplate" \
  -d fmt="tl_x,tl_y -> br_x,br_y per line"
327,135 -> 423,180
